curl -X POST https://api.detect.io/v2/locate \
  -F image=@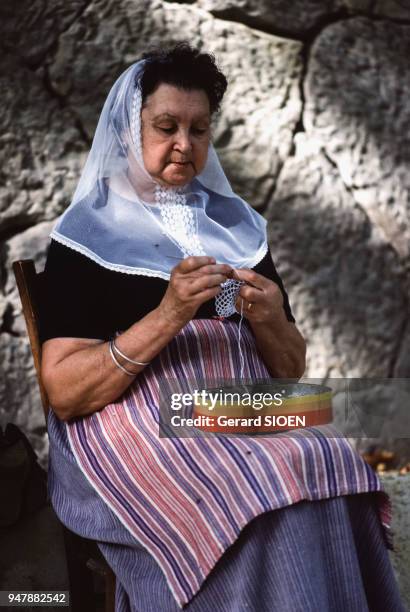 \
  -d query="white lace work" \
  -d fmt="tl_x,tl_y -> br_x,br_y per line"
130,86 -> 143,158
156,185 -> 205,257
155,184 -> 243,316
215,278 -> 244,317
